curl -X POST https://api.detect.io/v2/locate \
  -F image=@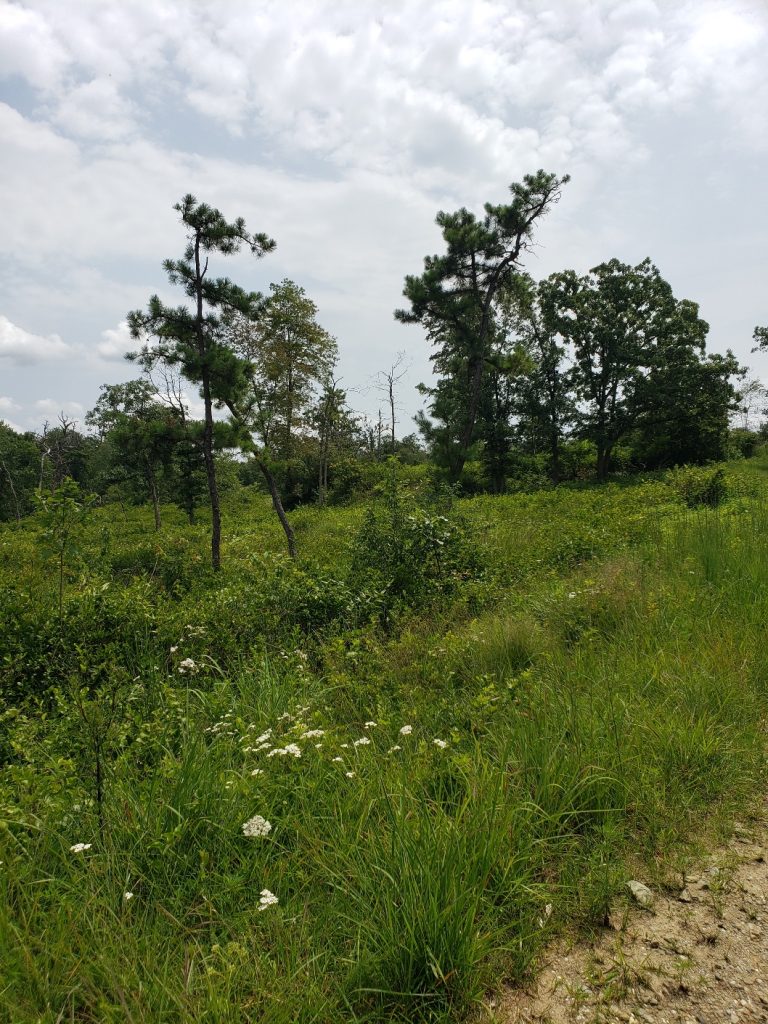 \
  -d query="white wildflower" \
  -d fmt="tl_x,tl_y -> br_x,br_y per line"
340,743 -> 349,749
332,757 -> 343,763
124,891 -> 134,901
314,743 -> 323,749
353,737 -> 371,747
399,725 -> 413,736
301,729 -> 325,740
345,771 -> 356,778
267,744 -> 301,758
433,738 -> 448,749
250,768 -> 263,777
170,645 -> 178,654
241,815 -> 272,838
256,742 -> 271,752
255,730 -> 272,744
258,888 -> 278,911
388,745 -> 401,754
242,746 -> 255,753
69,843 -> 92,853
567,592 -> 577,599
178,658 -> 197,674
364,721 -> 378,729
